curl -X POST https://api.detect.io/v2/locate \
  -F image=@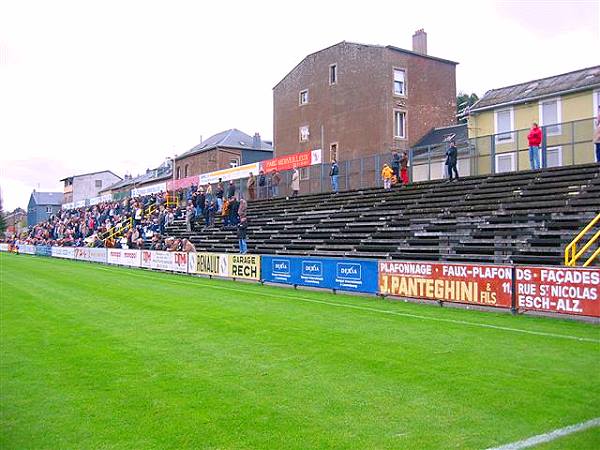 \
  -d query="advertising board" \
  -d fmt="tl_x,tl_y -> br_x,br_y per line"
262,255 -> 378,293
378,261 -> 513,308
74,247 -> 107,263
52,246 -> 75,259
515,266 -> 599,317
107,249 -> 141,267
